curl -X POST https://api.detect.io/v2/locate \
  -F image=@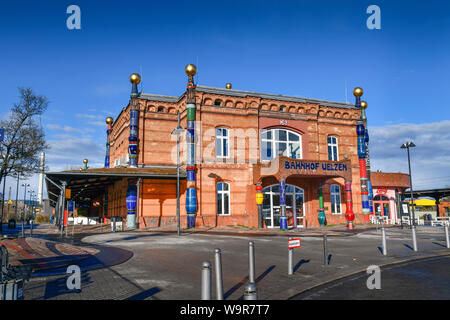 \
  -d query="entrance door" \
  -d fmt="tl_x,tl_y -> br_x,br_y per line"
262,184 -> 305,228
373,195 -> 390,217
